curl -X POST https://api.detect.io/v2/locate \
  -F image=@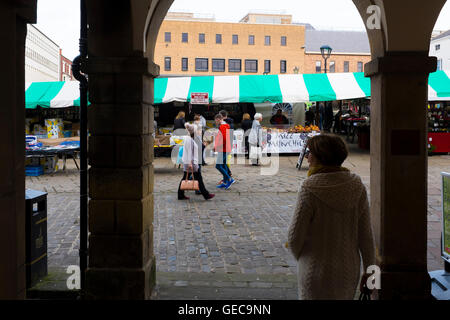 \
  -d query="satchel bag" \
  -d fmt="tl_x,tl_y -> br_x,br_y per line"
180,140 -> 199,191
